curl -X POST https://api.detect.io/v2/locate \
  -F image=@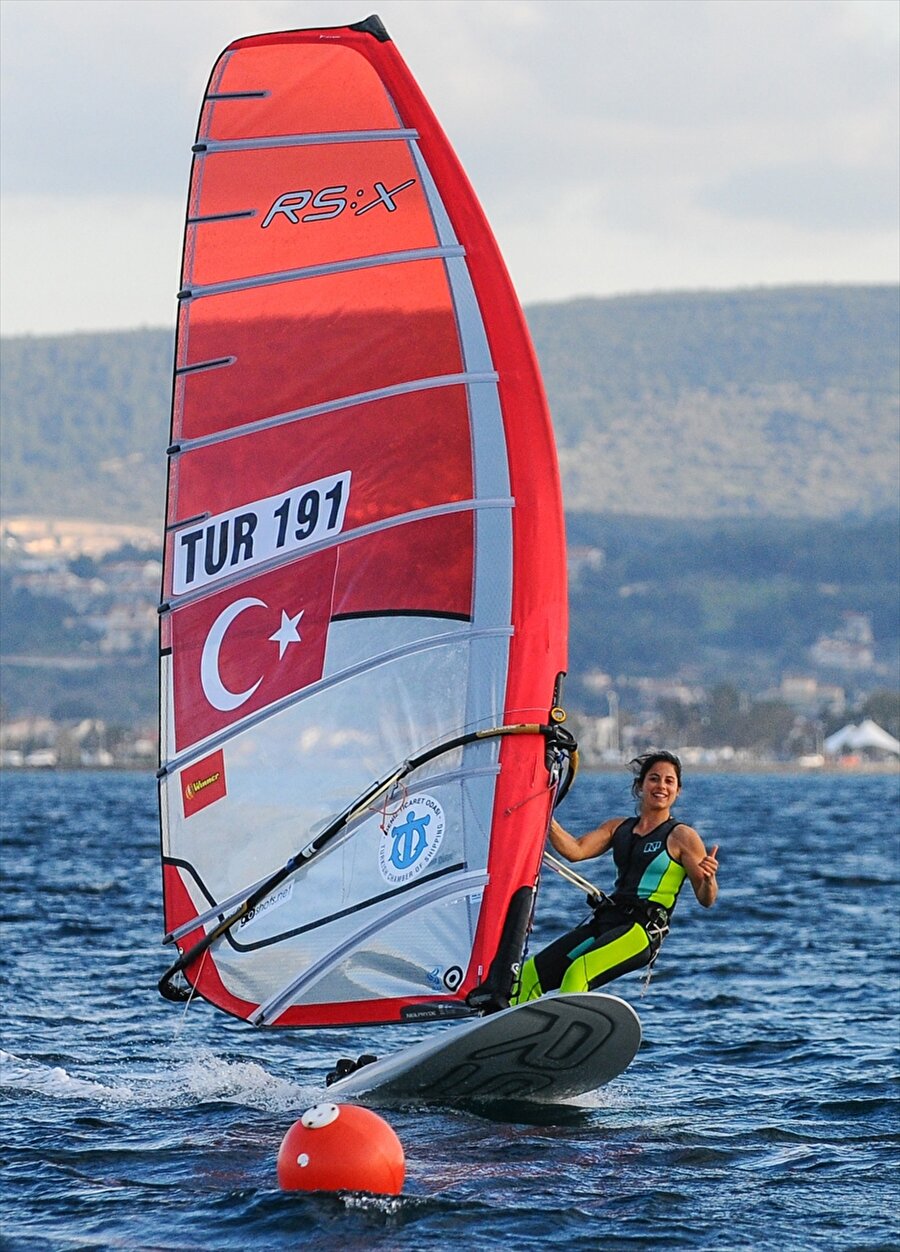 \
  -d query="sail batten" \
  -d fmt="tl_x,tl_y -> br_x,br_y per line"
169,372 -> 500,453
158,19 -> 568,1028
196,128 -> 419,153
165,760 -> 502,944
160,502 -> 512,612
205,90 -> 270,102
187,211 -> 259,225
174,356 -> 236,376
251,870 -> 490,1026
179,246 -> 466,301
160,625 -> 516,777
